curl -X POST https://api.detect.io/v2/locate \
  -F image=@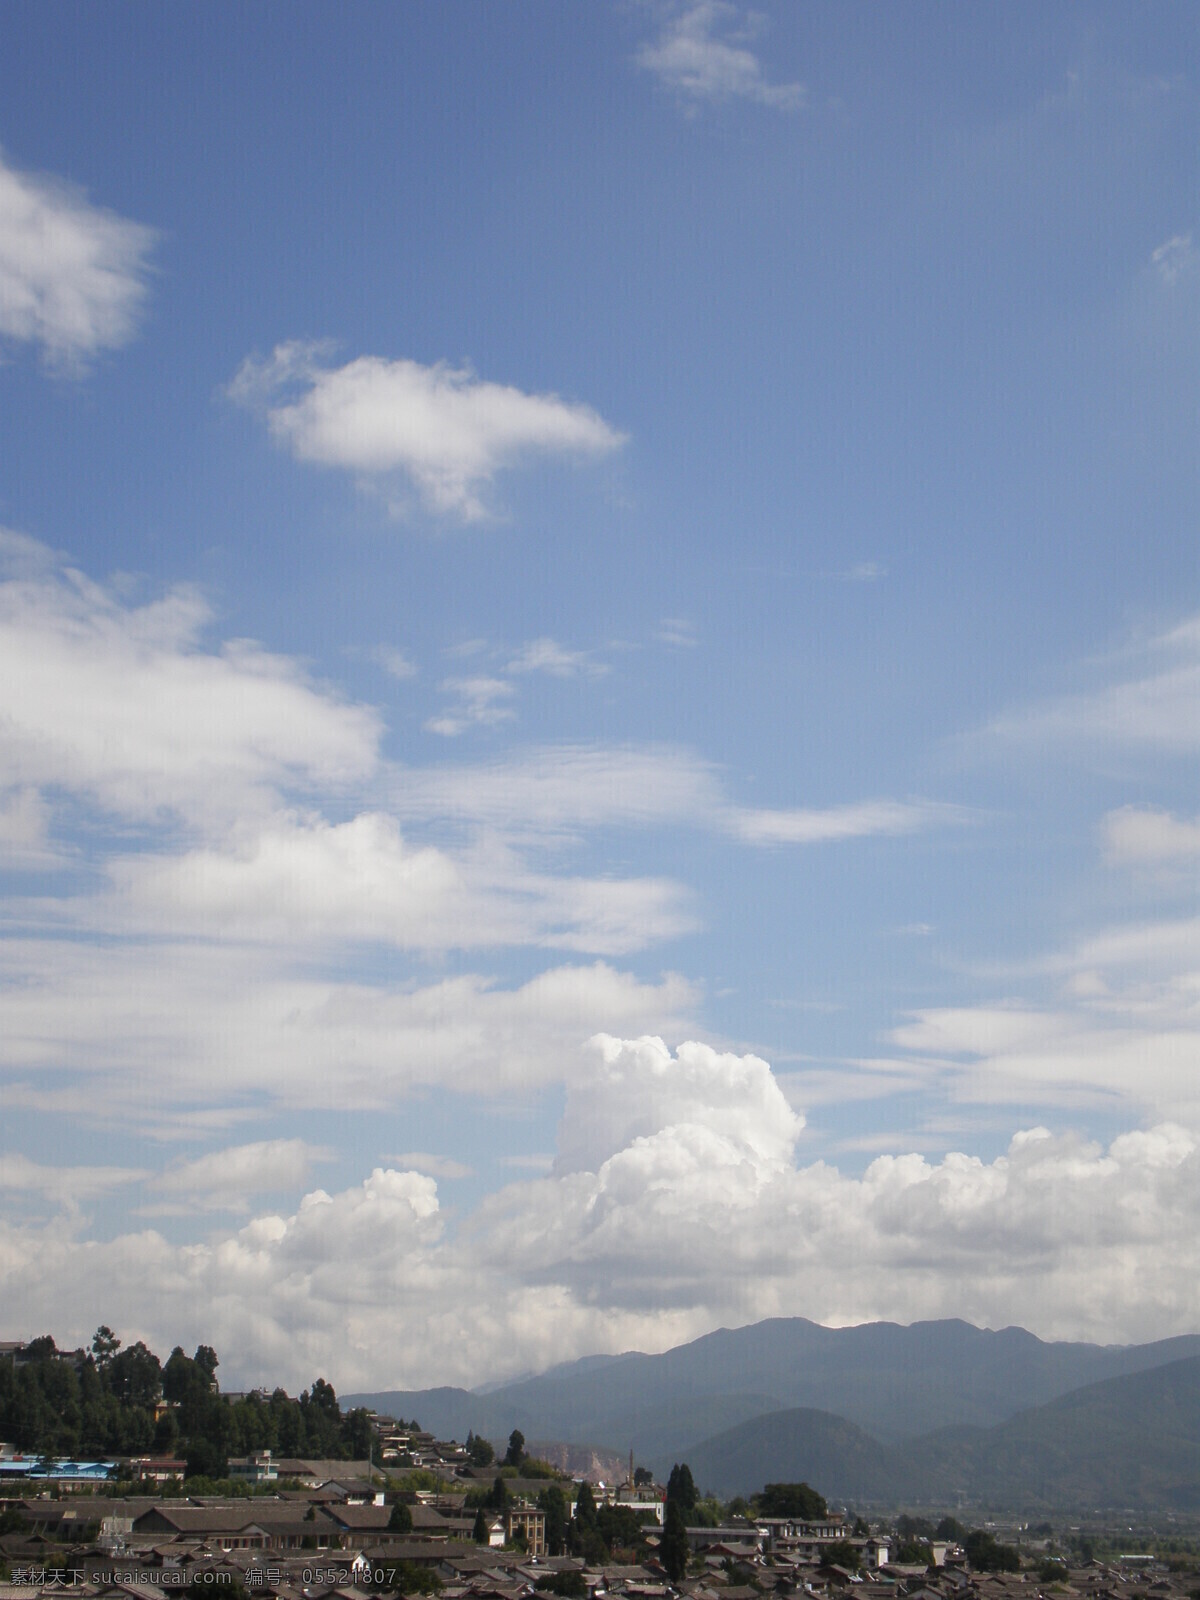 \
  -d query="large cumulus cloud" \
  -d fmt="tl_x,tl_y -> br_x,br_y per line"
6,1042 -> 1200,1391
